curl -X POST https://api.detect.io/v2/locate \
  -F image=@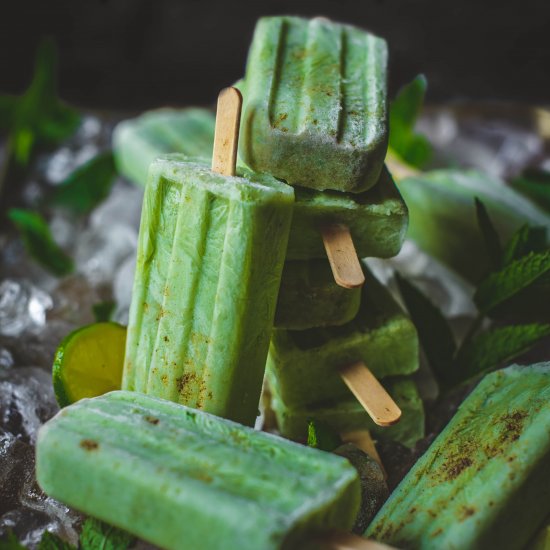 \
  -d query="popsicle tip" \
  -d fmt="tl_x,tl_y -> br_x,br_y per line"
321,224 -> 365,289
